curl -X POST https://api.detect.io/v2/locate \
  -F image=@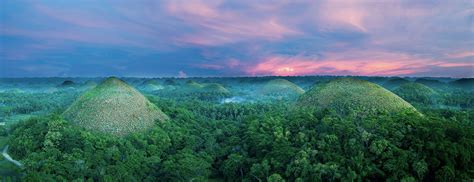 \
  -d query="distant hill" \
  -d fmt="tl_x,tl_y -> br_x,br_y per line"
164,79 -> 178,86
82,80 -> 97,88
58,80 -> 75,88
62,77 -> 168,136
138,80 -> 164,91
394,83 -> 440,105
260,79 -> 305,97
450,78 -> 474,91
185,80 -> 204,89
297,78 -> 418,116
414,78 -> 447,90
202,83 -> 230,94
382,77 -> 410,90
